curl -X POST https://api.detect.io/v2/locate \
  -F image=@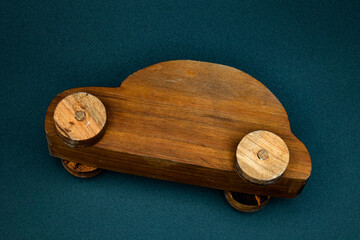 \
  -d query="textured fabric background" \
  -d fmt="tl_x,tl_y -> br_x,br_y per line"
1,1 -> 359,239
